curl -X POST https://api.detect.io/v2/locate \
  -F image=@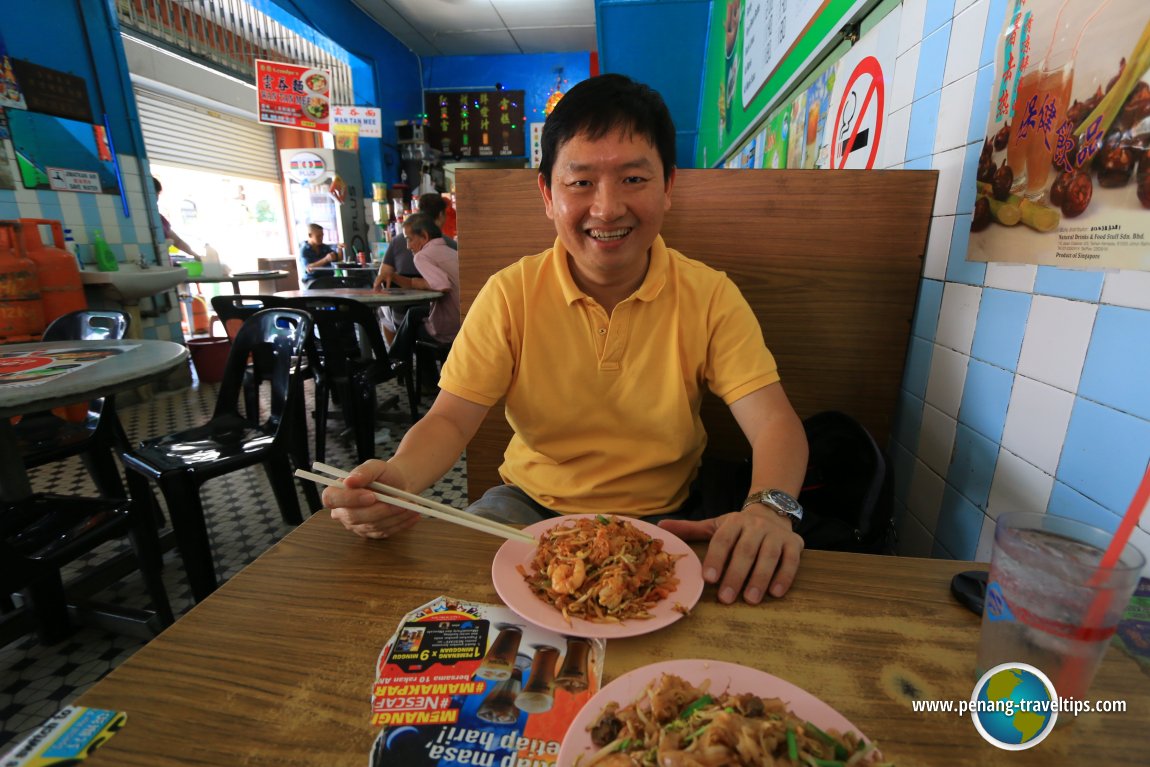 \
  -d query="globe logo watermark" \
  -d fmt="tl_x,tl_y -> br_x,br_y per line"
969,663 -> 1059,750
